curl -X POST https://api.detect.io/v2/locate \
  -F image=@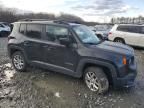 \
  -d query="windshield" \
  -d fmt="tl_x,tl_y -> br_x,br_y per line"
73,25 -> 100,44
